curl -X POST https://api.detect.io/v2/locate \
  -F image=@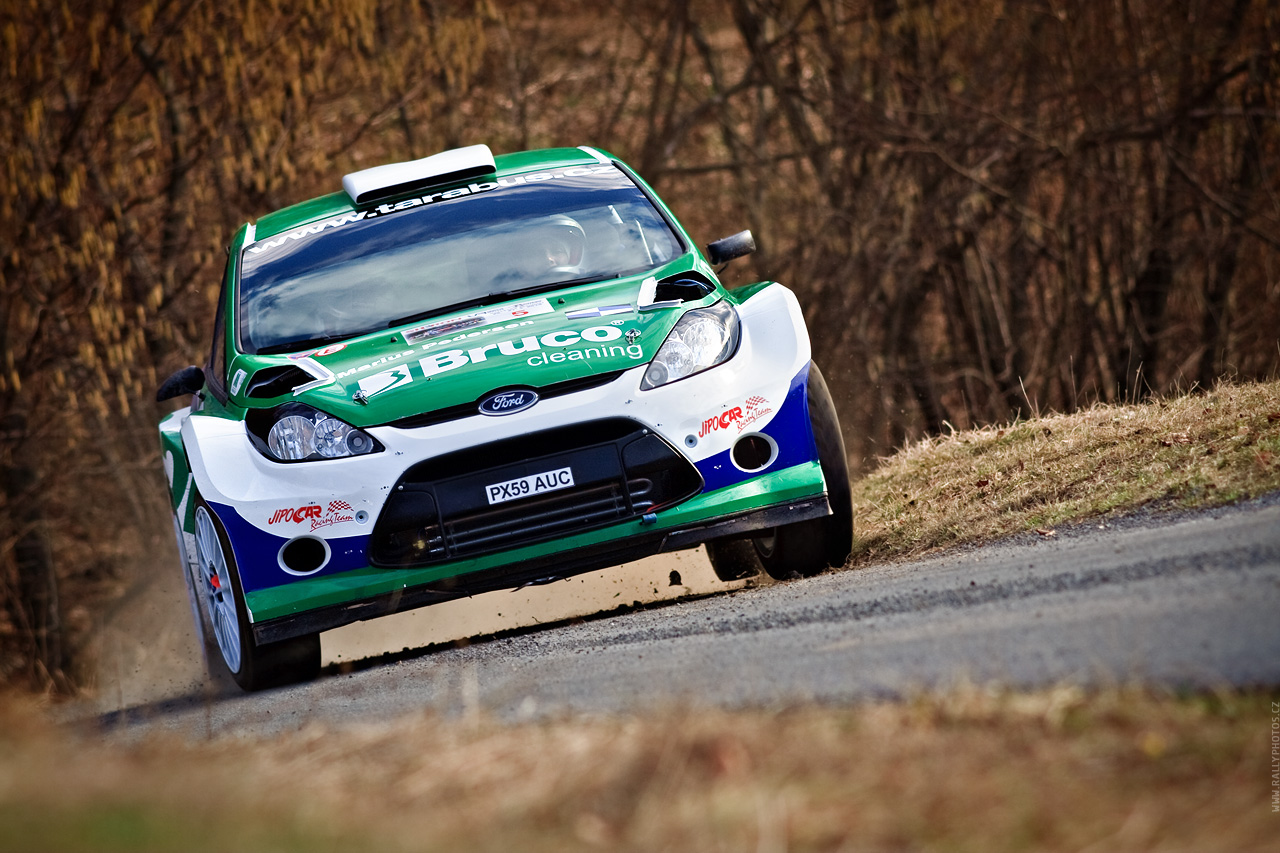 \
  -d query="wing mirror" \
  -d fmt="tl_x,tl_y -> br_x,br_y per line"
156,365 -> 206,402
705,230 -> 756,266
